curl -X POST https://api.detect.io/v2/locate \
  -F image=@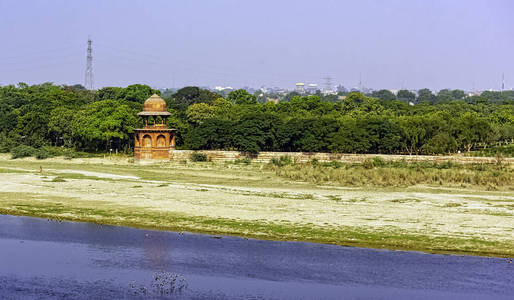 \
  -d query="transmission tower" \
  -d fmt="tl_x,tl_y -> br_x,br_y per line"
85,37 -> 94,90
322,76 -> 332,92
501,73 -> 505,94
